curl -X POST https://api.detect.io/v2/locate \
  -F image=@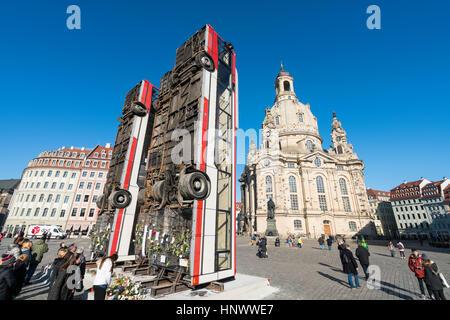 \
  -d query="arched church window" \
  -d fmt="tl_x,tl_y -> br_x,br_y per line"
337,146 -> 343,154
266,176 -> 273,193
275,116 -> 280,125
298,113 -> 303,123
283,81 -> 290,91
306,140 -> 313,152
289,176 -> 297,193
316,176 -> 325,193
339,178 -> 348,195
